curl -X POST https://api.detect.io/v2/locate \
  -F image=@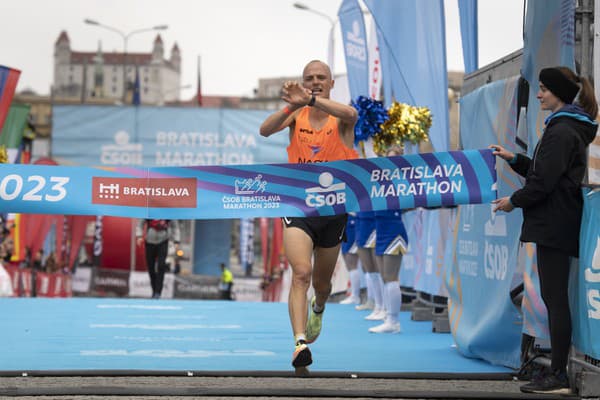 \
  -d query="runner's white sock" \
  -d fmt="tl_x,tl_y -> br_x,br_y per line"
385,281 -> 401,324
